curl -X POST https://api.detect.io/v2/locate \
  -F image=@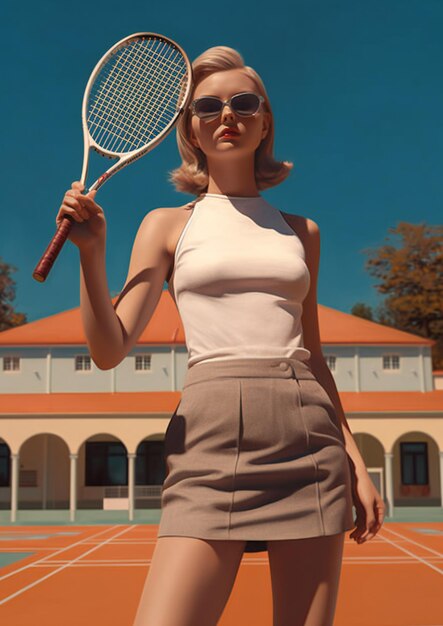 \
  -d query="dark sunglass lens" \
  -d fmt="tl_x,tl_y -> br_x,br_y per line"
195,98 -> 222,118
232,93 -> 260,115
